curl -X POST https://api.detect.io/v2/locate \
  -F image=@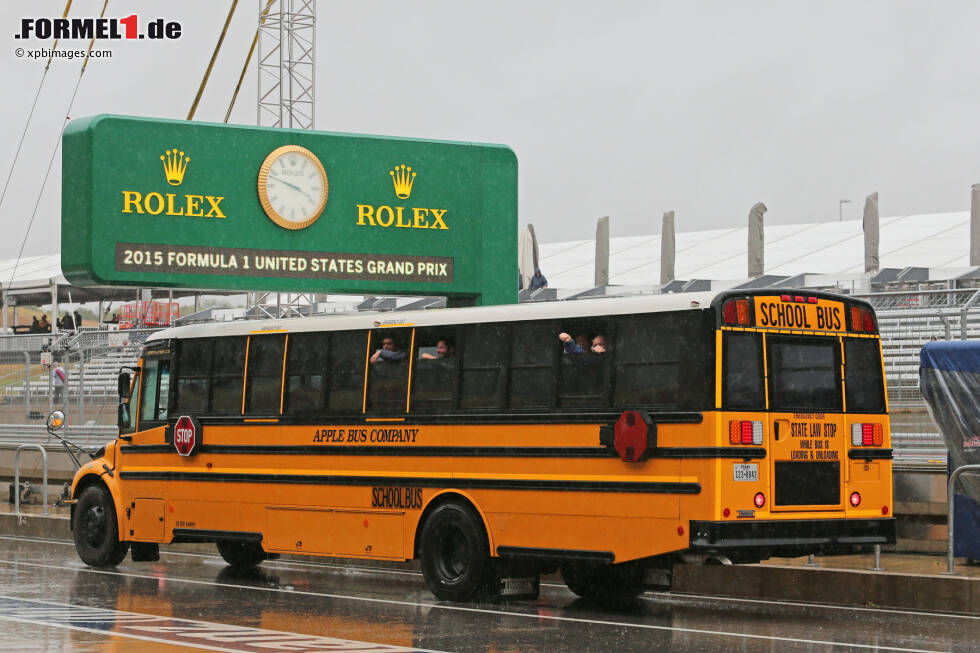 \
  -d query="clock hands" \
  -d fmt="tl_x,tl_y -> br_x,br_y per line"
269,174 -> 317,204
